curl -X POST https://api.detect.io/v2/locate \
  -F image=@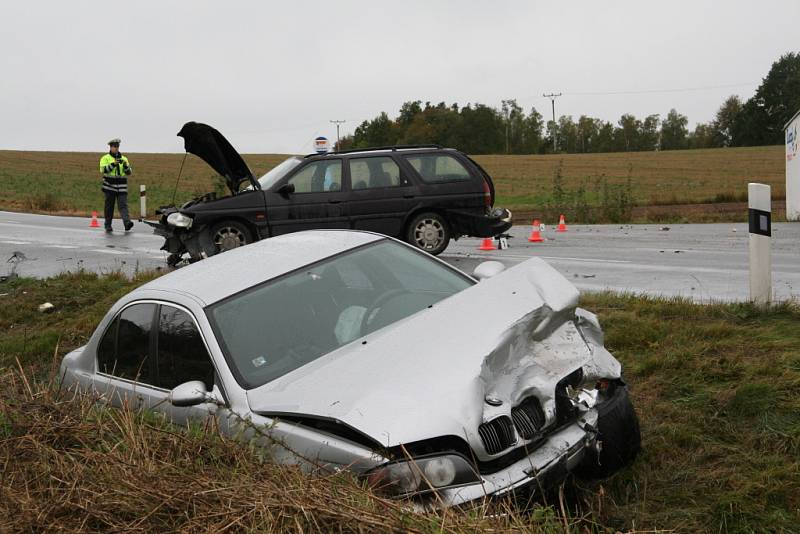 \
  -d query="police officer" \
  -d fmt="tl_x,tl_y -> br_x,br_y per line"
99,138 -> 133,233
